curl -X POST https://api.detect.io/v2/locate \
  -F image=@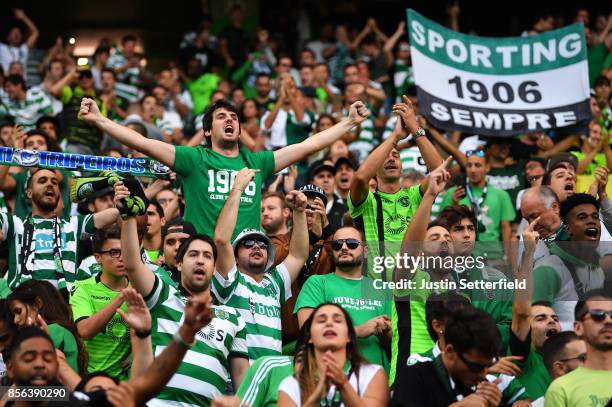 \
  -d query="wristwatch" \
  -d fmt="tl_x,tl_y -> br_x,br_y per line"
412,127 -> 426,139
